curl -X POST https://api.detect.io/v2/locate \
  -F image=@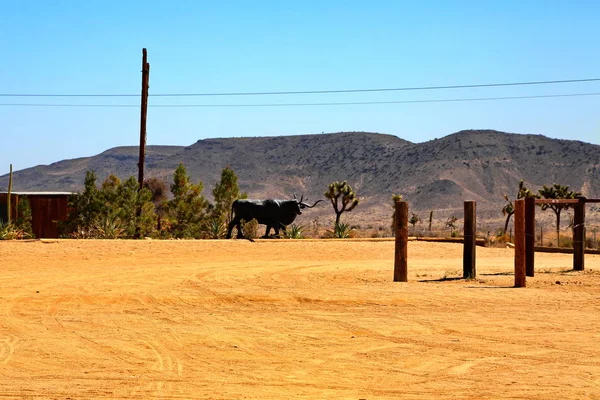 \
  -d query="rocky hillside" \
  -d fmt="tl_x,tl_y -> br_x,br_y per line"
2,130 -> 599,228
